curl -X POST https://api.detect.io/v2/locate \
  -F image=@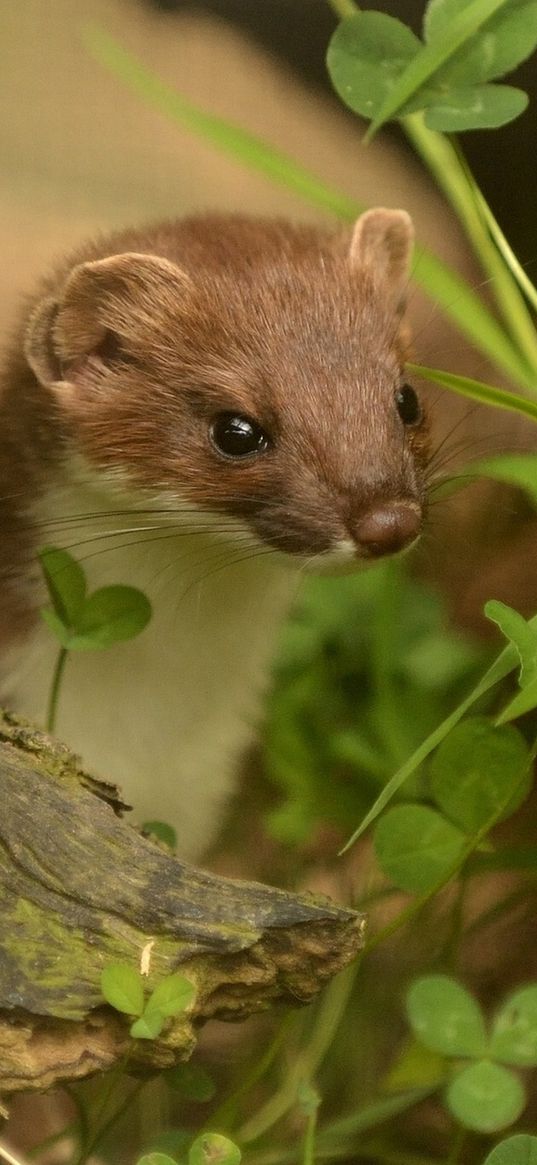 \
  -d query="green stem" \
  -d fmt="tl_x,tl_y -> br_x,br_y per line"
206,1015 -> 293,1133
404,116 -> 537,380
475,189 -> 537,313
46,647 -> 68,735
327,0 -> 360,17
73,1075 -> 144,1165
237,963 -> 358,1144
302,1099 -> 319,1165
